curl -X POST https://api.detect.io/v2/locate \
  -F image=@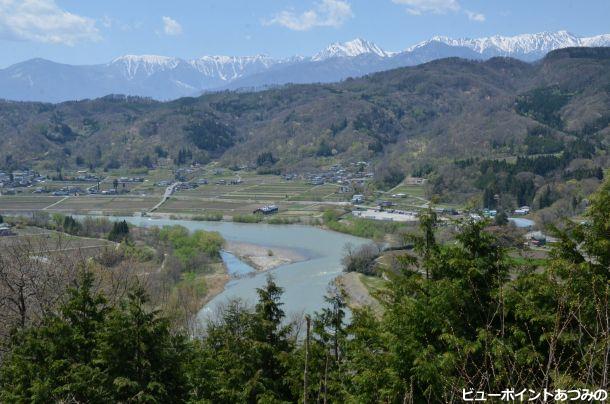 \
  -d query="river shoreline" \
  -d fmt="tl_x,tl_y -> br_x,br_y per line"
69,214 -> 368,317
334,272 -> 383,315
198,241 -> 309,313
200,263 -> 230,308
224,240 -> 308,272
